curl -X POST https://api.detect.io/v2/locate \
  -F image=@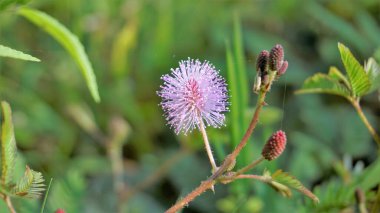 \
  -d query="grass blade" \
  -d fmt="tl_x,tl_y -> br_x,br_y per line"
18,7 -> 101,103
0,44 -> 40,62
225,41 -> 240,152
41,178 -> 53,213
